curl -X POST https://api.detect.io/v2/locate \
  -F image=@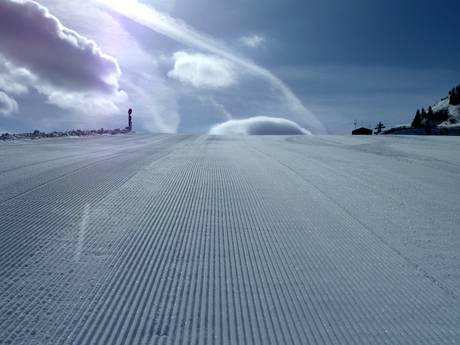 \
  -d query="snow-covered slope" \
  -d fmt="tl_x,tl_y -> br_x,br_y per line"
432,97 -> 460,127
1,135 -> 460,344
